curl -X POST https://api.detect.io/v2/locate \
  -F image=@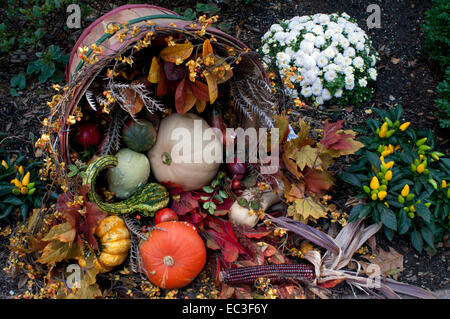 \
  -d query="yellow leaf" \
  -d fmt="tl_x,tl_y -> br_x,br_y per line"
204,71 -> 218,104
195,99 -> 207,113
160,41 -> 193,64
287,197 -> 327,223
295,145 -> 322,171
37,240 -> 80,266
148,56 -> 161,83
42,222 -> 76,243
202,39 -> 213,58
